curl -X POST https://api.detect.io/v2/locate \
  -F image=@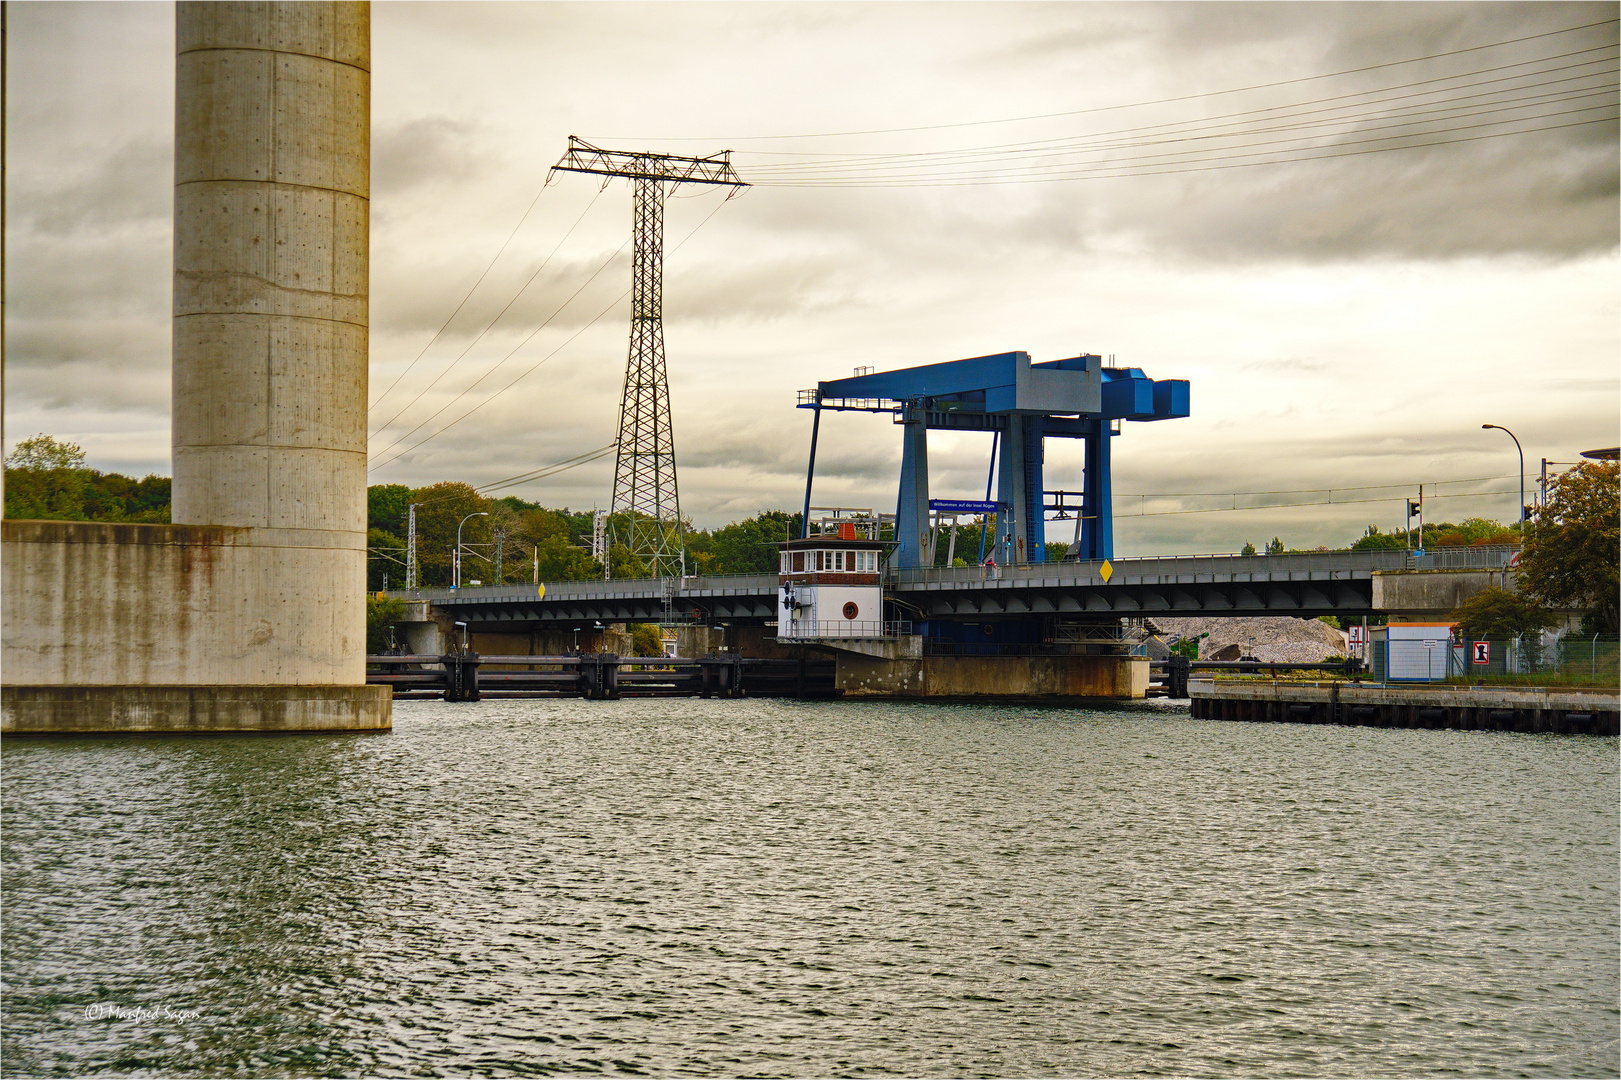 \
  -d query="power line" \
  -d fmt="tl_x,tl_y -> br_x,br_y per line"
369,180 -> 562,416
477,444 -> 617,495
748,95 -> 1617,184
367,195 -> 733,474
749,113 -> 1615,187
741,65 -> 1618,182
1113,488 -> 1521,519
1115,474 -> 1516,498
369,188 -> 605,440
740,48 -> 1617,172
597,17 -> 1618,142
368,234 -> 631,465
